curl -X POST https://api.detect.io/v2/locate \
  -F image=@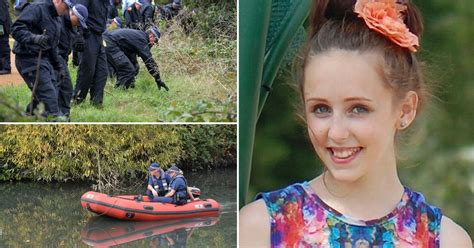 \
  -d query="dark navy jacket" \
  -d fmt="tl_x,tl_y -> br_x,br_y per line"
58,15 -> 78,60
124,3 -> 142,28
170,175 -> 188,203
104,28 -> 160,78
0,0 -> 11,34
107,0 -> 119,20
11,1 -> 61,68
75,0 -> 108,34
162,3 -> 180,20
141,3 -> 154,25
